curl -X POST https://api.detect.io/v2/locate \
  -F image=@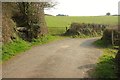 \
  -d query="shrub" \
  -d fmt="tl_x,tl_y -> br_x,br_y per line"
64,23 -> 107,37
